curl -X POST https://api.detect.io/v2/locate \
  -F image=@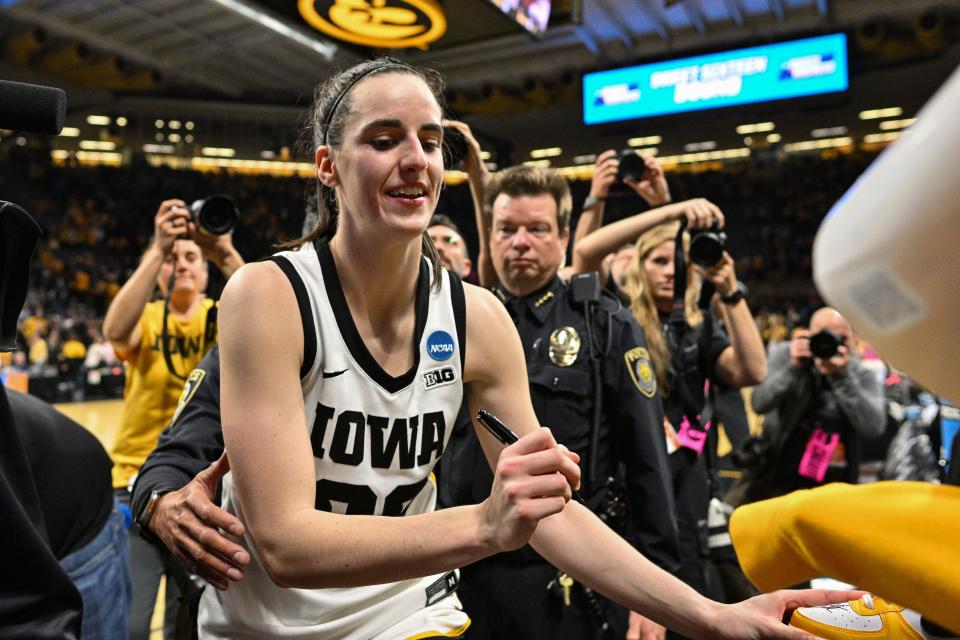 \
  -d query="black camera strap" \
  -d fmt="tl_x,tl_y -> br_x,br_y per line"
665,221 -> 720,491
161,271 -> 217,382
